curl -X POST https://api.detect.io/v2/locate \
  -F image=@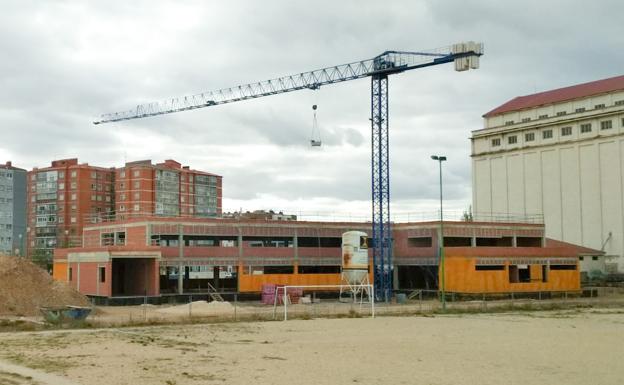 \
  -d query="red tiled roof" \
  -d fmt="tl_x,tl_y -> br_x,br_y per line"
483,75 -> 624,117
545,238 -> 604,256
